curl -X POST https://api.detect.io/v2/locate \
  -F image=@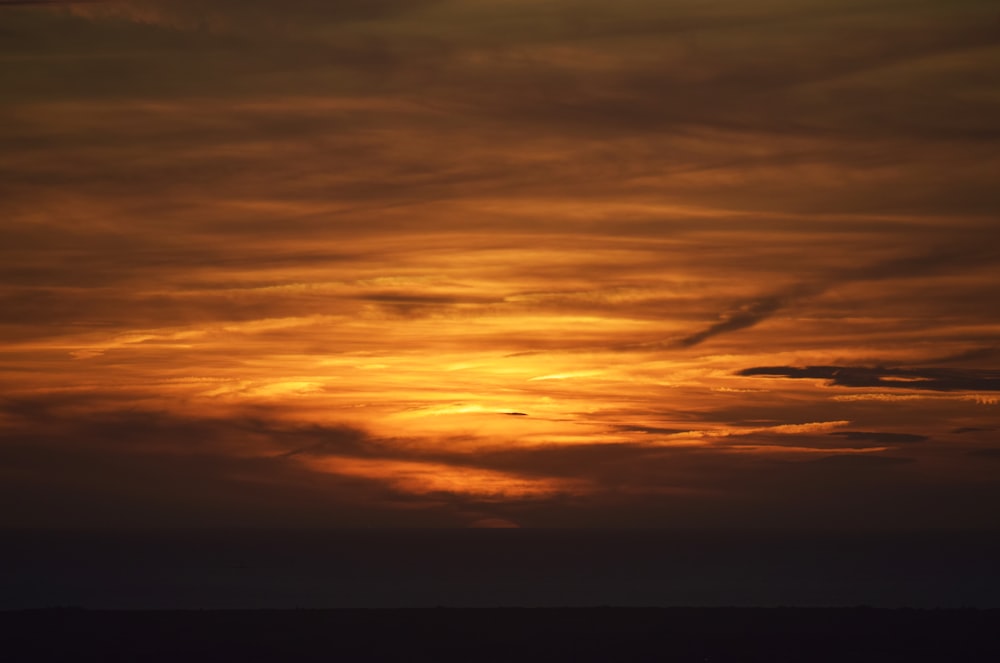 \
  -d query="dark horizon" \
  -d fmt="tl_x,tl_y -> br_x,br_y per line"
5,528 -> 999,610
